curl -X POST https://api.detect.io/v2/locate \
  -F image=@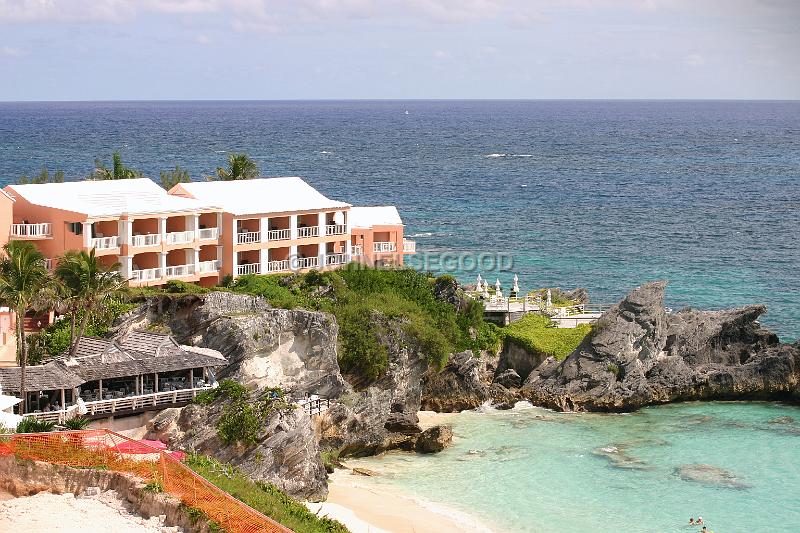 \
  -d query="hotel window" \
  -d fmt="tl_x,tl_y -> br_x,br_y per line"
68,222 -> 83,235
